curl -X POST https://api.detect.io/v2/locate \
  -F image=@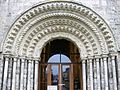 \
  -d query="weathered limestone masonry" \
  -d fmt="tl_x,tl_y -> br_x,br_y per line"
0,0 -> 120,90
